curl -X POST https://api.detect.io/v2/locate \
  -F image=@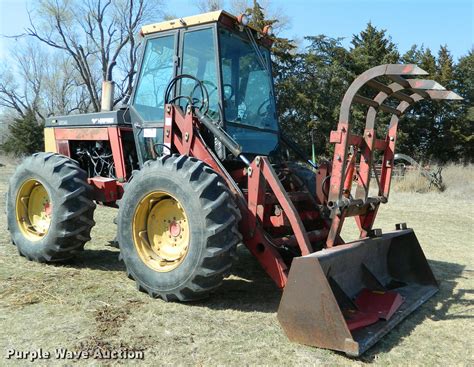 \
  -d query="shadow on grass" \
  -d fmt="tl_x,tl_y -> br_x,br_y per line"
54,243 -> 471,359
359,259 -> 470,362
65,247 -> 125,272
193,245 -> 282,312
201,249 -> 471,359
